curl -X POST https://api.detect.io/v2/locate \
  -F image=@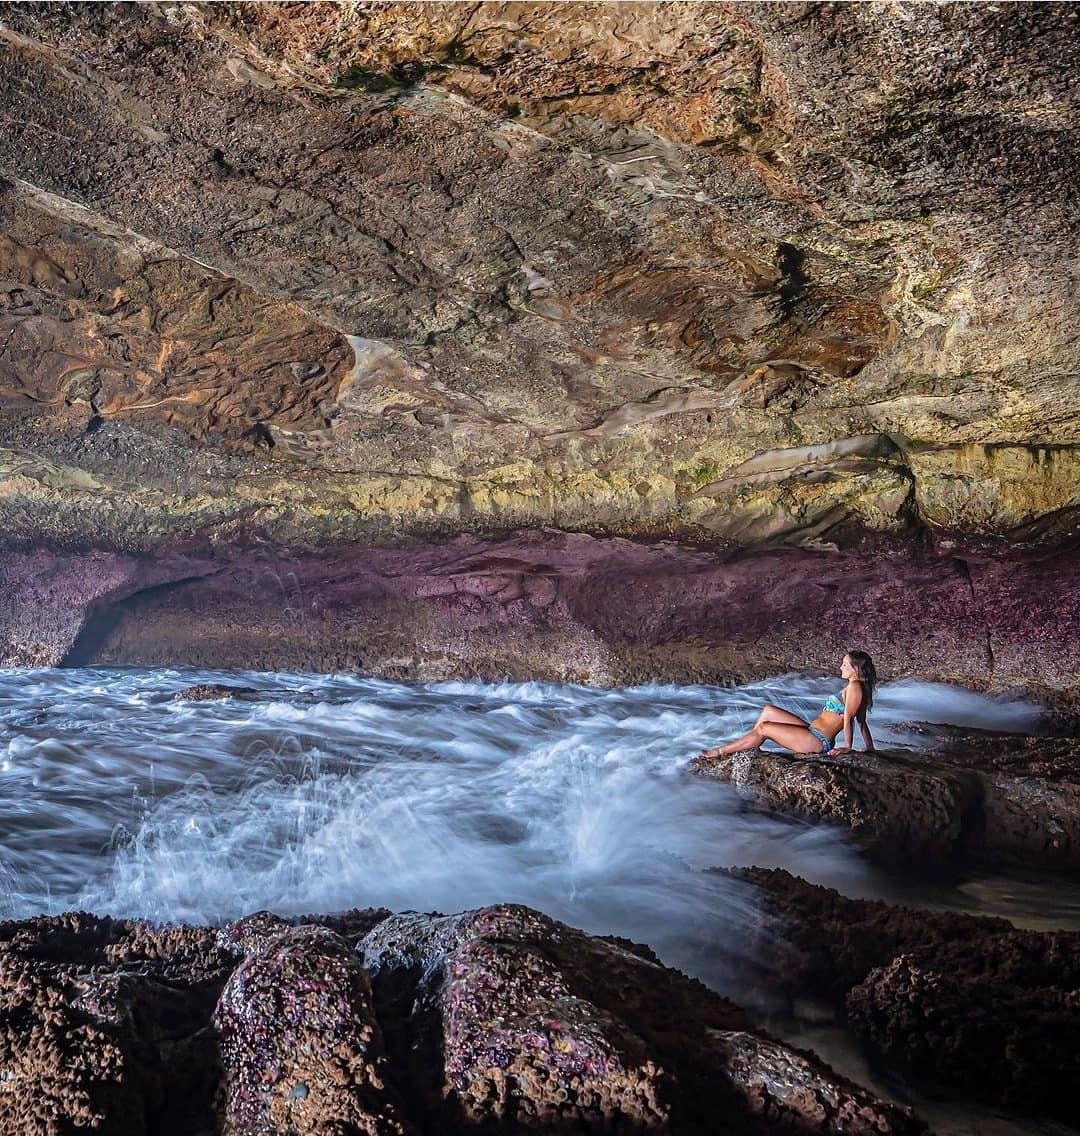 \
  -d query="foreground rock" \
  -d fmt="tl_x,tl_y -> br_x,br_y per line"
0,912 -> 233,1136
731,868 -> 1080,1124
690,734 -> 1080,872
214,925 -> 413,1135
0,902 -> 926,1135
357,903 -> 925,1135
